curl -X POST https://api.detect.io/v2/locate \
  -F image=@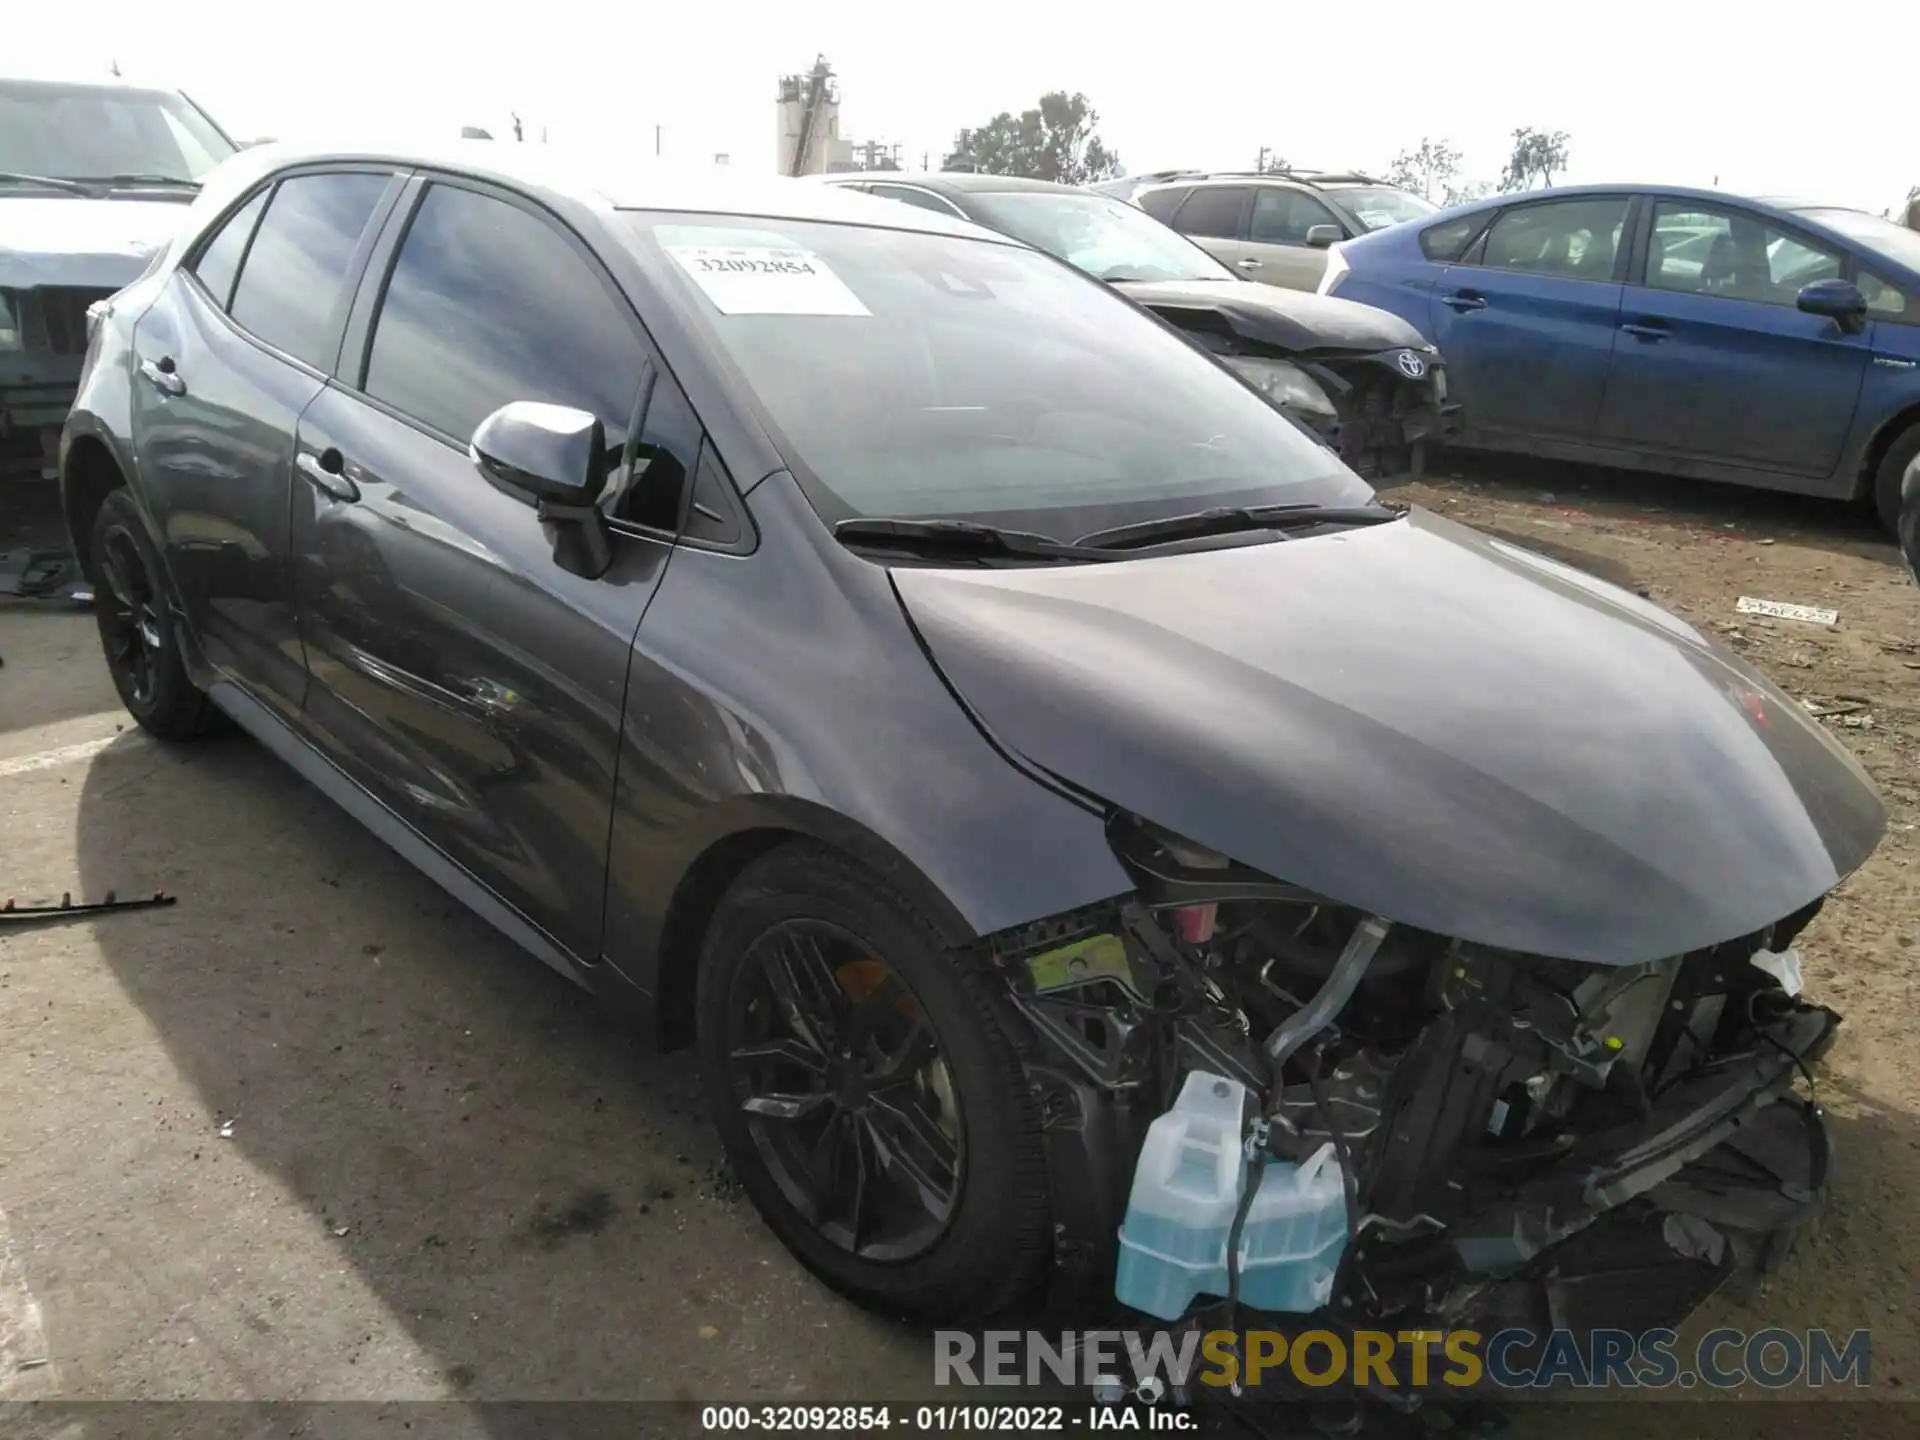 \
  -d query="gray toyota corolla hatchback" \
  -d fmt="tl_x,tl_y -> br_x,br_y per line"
63,142 -> 1884,1363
